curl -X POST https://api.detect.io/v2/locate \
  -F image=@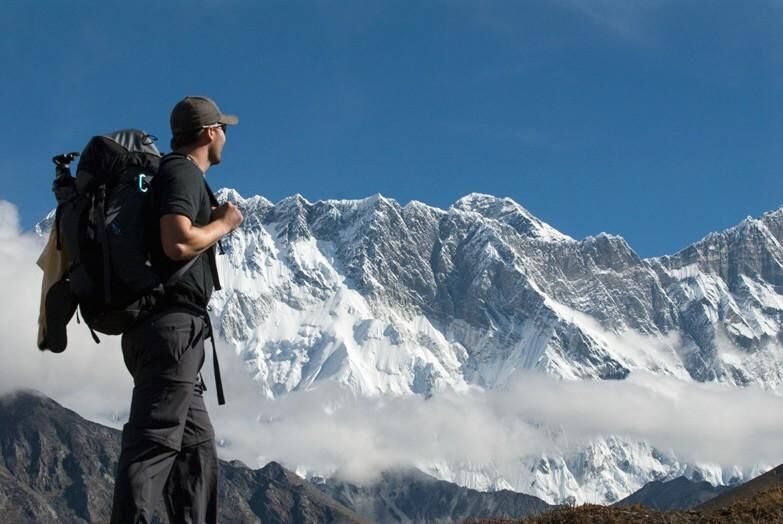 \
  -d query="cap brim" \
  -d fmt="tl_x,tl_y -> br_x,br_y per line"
218,113 -> 239,125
